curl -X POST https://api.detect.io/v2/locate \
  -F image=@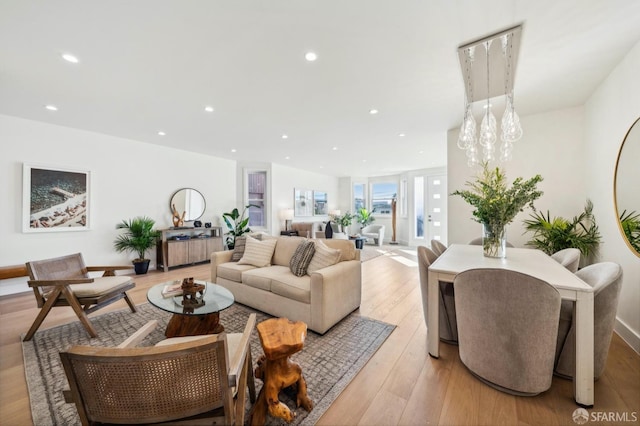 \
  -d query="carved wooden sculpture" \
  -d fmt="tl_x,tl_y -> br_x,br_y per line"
172,203 -> 186,227
249,318 -> 313,425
